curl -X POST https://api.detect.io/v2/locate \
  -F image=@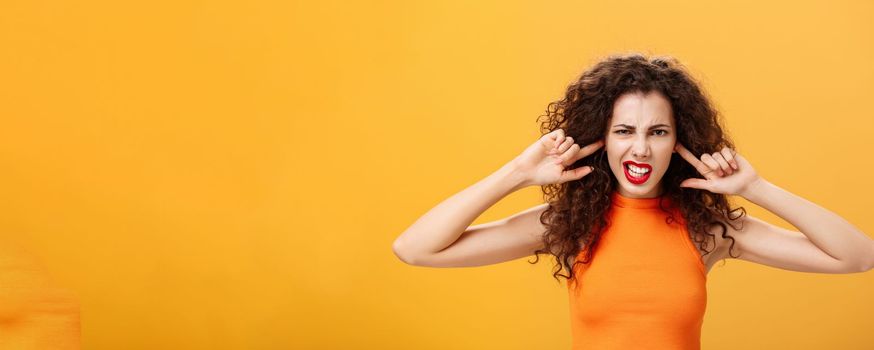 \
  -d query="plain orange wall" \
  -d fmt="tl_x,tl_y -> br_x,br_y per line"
1,0 -> 872,348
